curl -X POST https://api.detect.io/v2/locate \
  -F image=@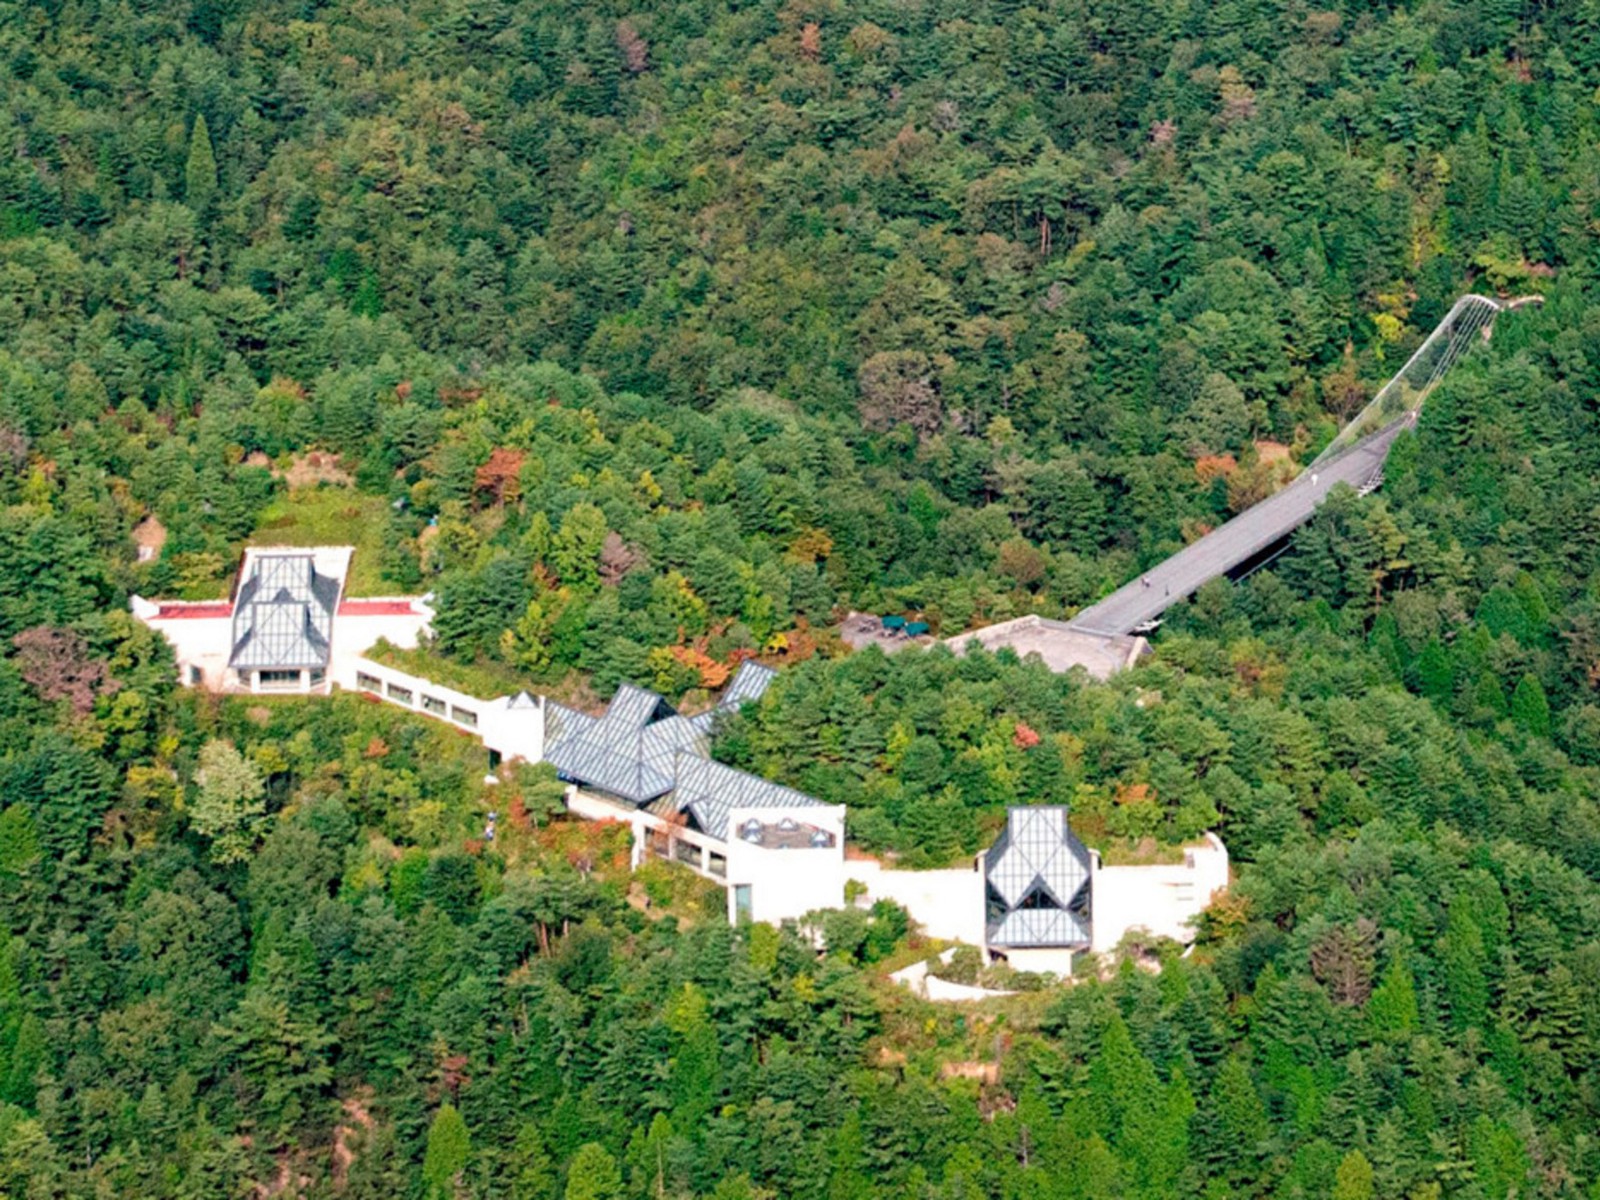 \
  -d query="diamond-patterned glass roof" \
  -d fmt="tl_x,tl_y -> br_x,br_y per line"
984,807 -> 1092,948
542,662 -> 814,834
229,554 -> 340,669
671,755 -> 819,841
989,907 -> 1090,947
